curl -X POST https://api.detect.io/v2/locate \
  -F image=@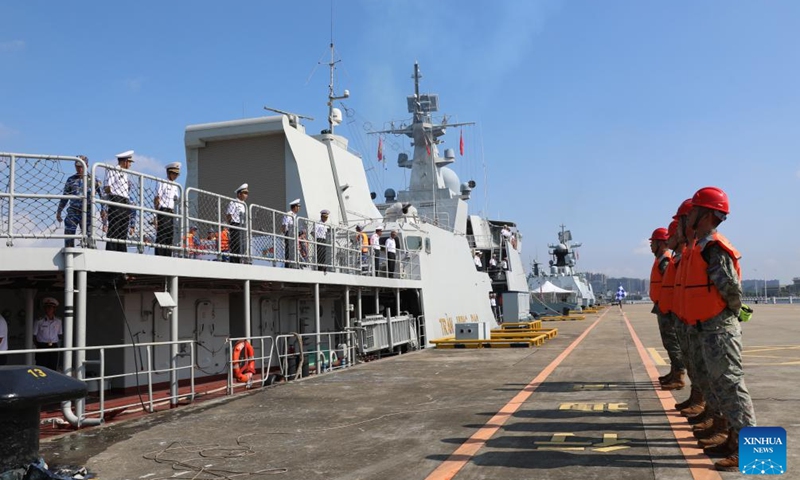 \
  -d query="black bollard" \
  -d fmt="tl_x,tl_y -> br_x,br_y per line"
0,365 -> 88,472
